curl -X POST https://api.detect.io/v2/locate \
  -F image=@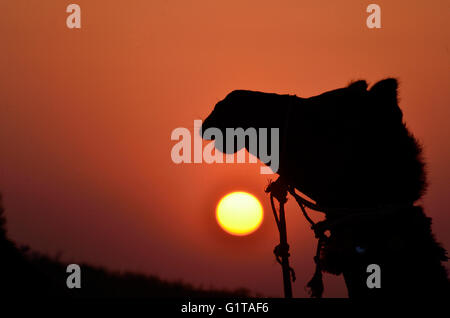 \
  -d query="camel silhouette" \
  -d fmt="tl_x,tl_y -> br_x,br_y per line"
201,79 -> 449,298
